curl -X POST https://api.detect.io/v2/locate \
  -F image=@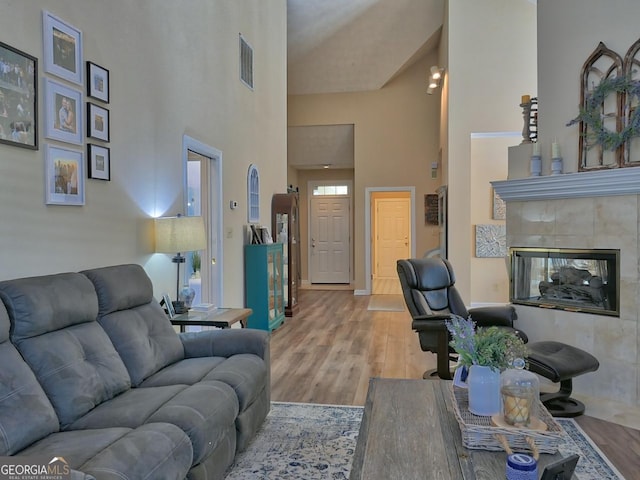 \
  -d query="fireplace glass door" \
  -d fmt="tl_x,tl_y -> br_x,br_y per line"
510,248 -> 619,316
